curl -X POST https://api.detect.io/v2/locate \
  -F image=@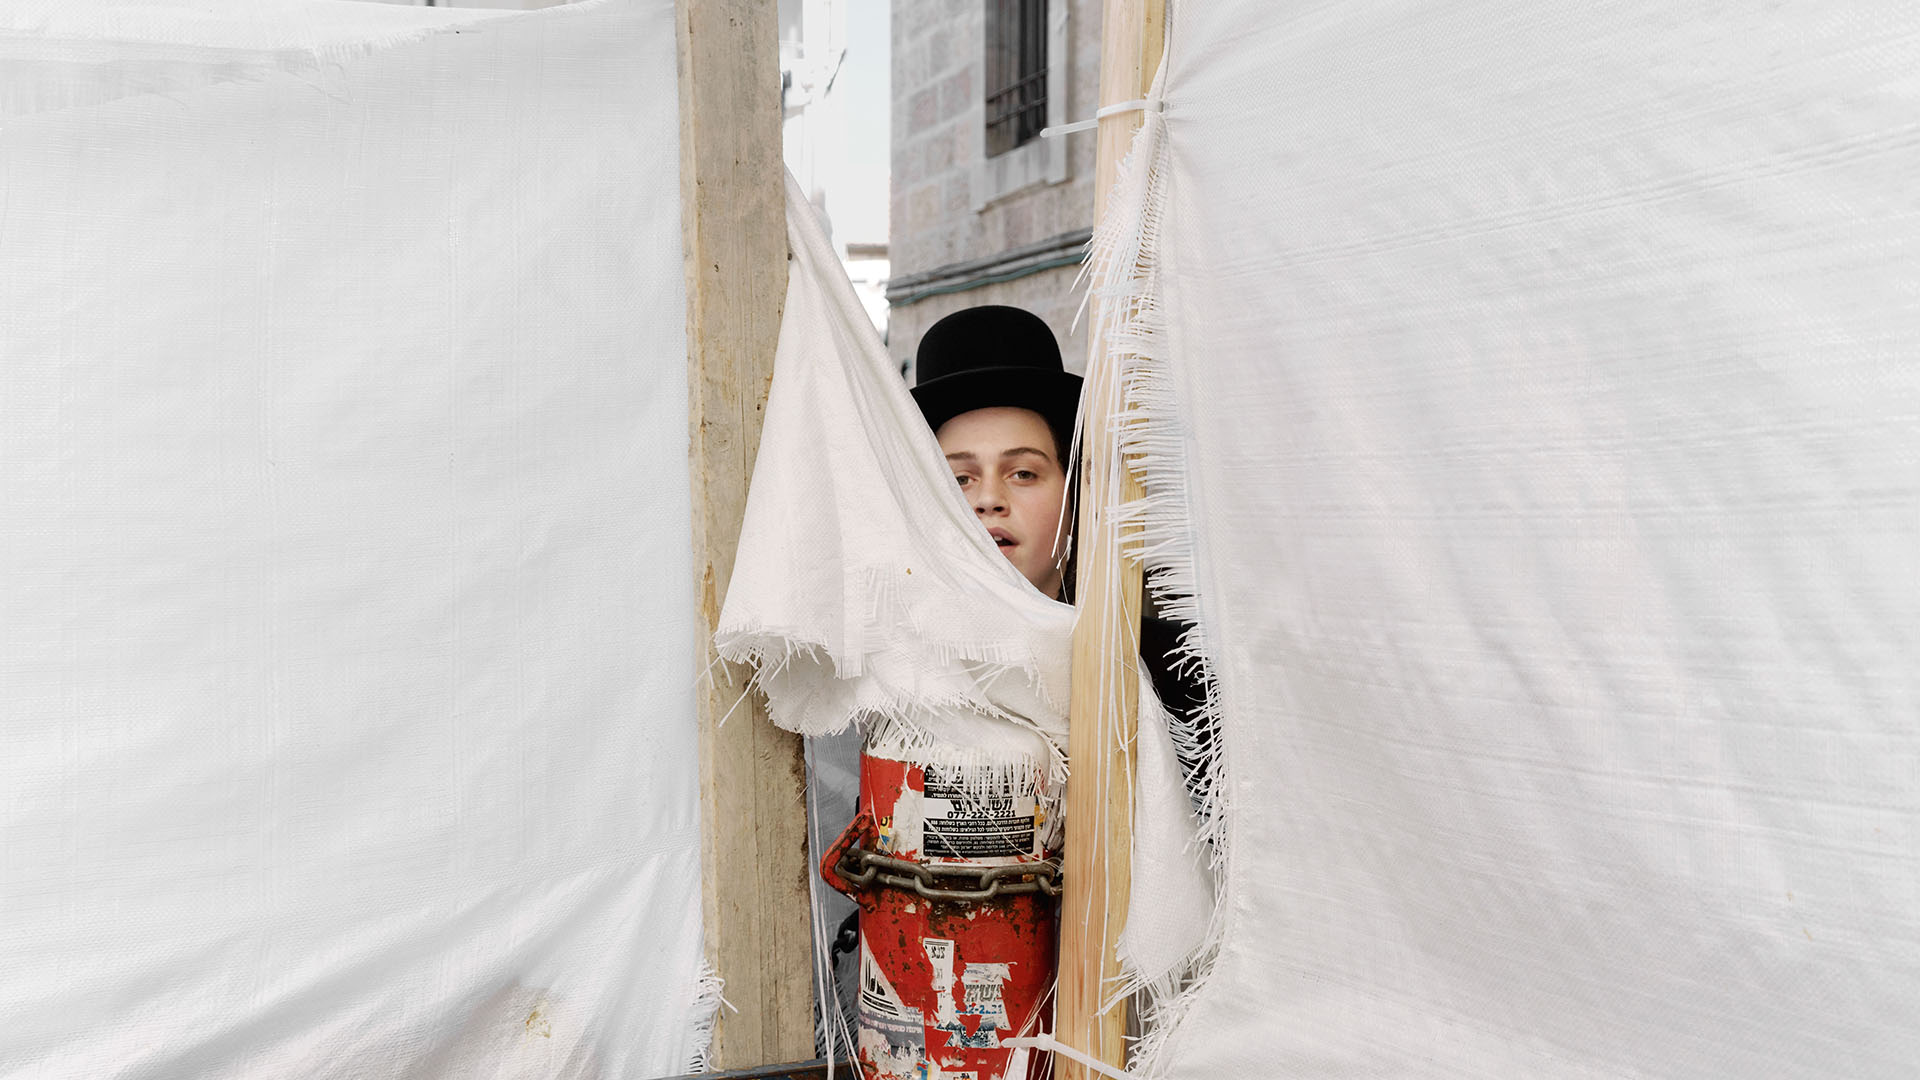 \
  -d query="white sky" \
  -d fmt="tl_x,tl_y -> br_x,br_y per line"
834,0 -> 890,245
